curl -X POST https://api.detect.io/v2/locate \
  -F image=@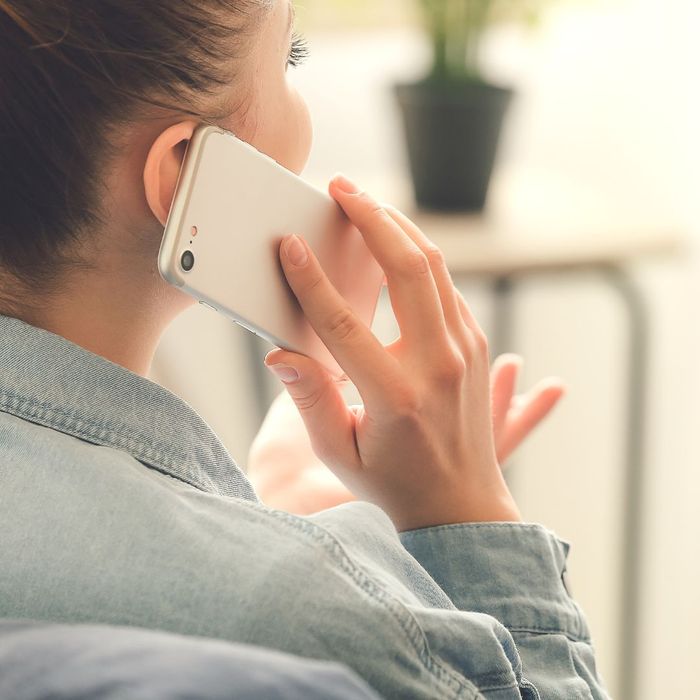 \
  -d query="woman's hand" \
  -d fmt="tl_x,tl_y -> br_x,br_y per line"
491,354 -> 565,465
249,358 -> 564,515
262,173 -> 523,531
247,390 -> 352,513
